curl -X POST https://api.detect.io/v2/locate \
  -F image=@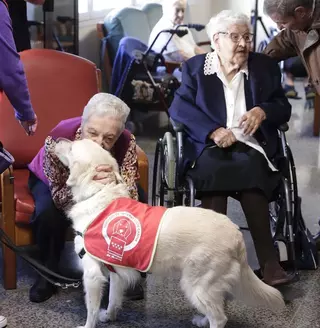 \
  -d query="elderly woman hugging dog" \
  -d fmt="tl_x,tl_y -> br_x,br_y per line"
27,93 -> 145,303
